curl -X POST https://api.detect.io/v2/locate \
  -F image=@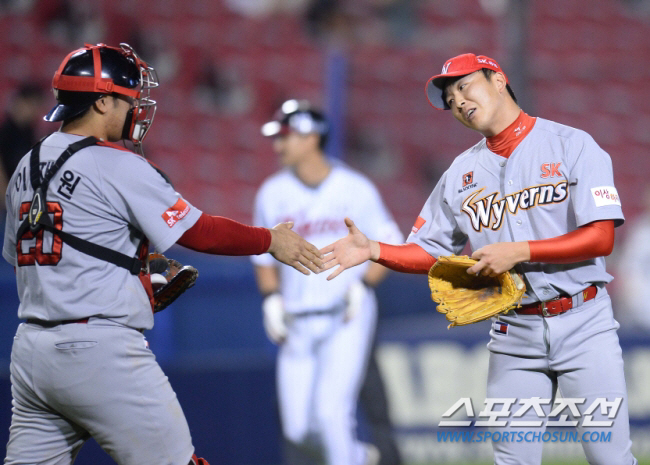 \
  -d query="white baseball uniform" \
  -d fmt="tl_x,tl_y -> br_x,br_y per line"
408,117 -> 636,465
252,161 -> 403,465
3,132 -> 202,465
